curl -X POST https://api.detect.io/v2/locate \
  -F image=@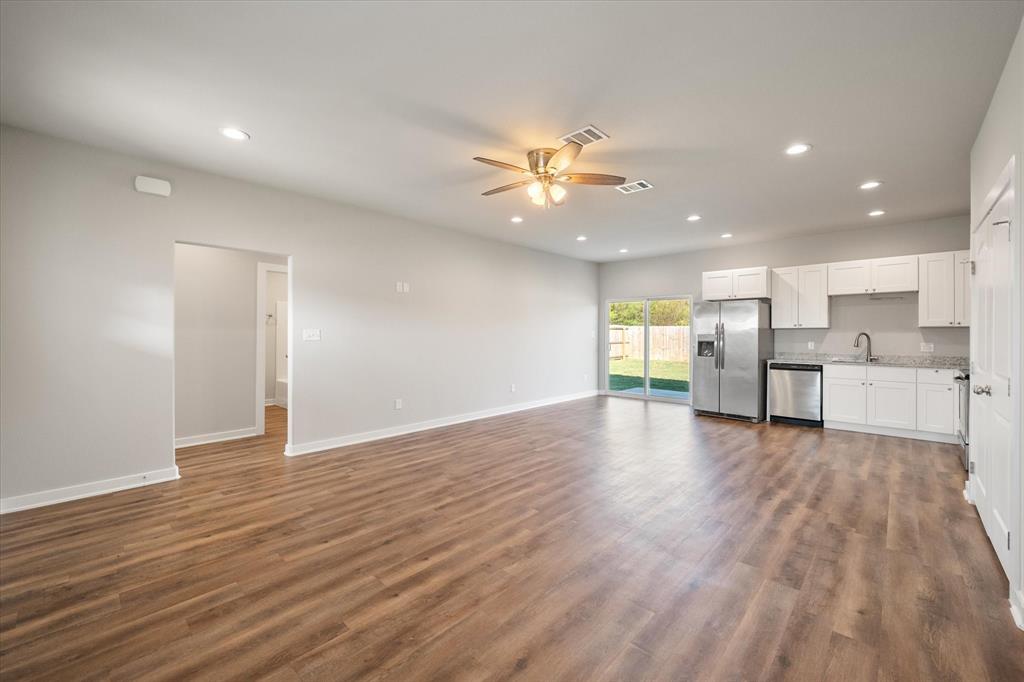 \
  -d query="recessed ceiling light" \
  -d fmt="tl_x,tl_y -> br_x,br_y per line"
576,235 -> 587,241
686,214 -> 702,222
868,210 -> 886,217
219,127 -> 250,141
510,216 -> 523,223
859,180 -> 882,190
619,248 -> 629,253
720,233 -> 733,239
785,143 -> 812,156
